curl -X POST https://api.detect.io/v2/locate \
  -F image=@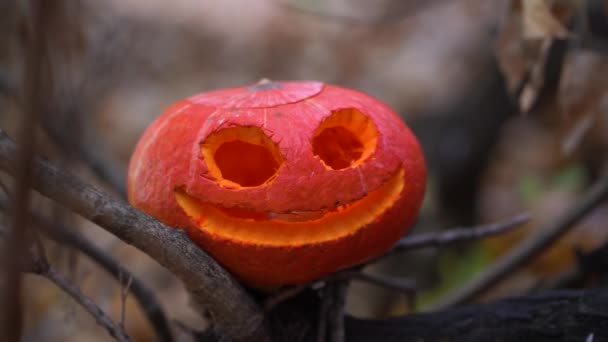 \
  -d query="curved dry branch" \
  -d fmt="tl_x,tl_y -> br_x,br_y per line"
0,129 -> 269,342
42,266 -> 132,342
